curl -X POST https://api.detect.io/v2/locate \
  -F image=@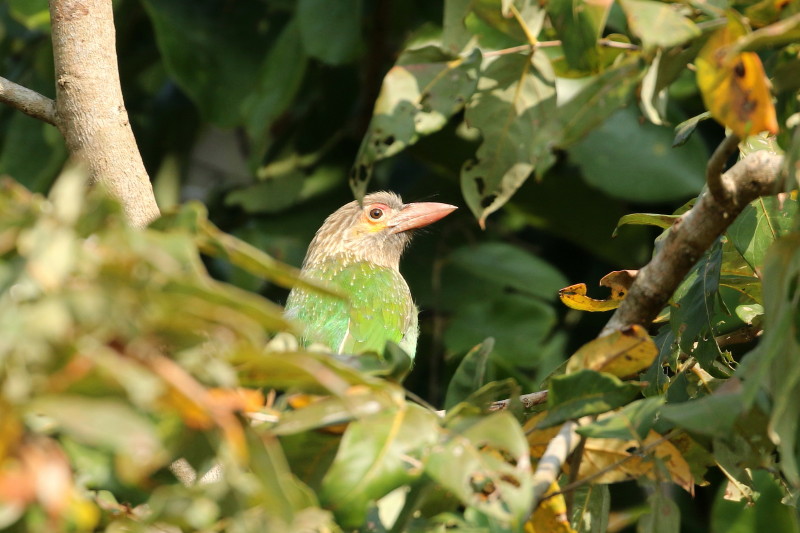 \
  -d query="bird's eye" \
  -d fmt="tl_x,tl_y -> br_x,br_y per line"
369,207 -> 384,220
